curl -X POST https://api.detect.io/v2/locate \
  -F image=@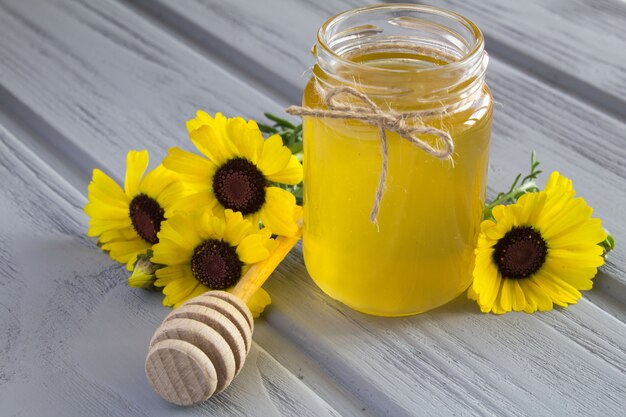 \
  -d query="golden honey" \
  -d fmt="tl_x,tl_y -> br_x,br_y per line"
301,5 -> 493,316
